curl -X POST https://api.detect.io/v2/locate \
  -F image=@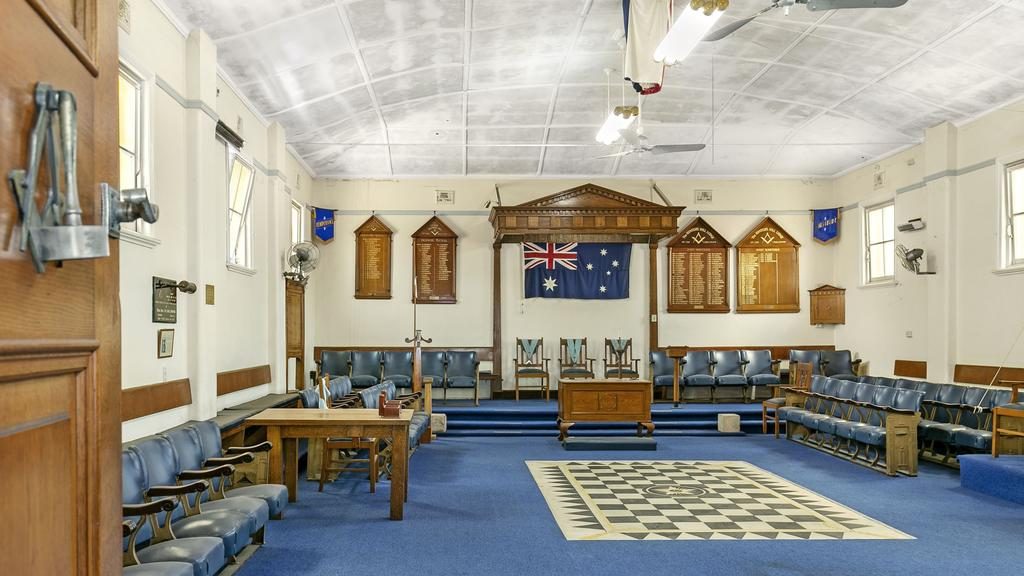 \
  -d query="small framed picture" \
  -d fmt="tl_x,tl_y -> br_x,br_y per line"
157,329 -> 175,358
